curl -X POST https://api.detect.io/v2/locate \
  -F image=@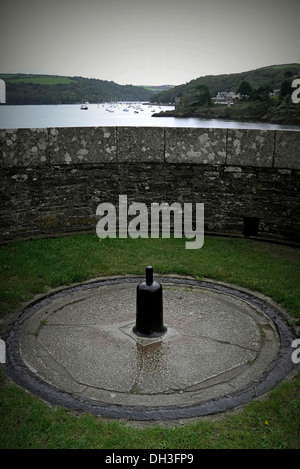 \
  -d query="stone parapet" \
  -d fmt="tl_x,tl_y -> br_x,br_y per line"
1,126 -> 299,168
0,126 -> 299,242
165,128 -> 227,165
0,128 -> 49,167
